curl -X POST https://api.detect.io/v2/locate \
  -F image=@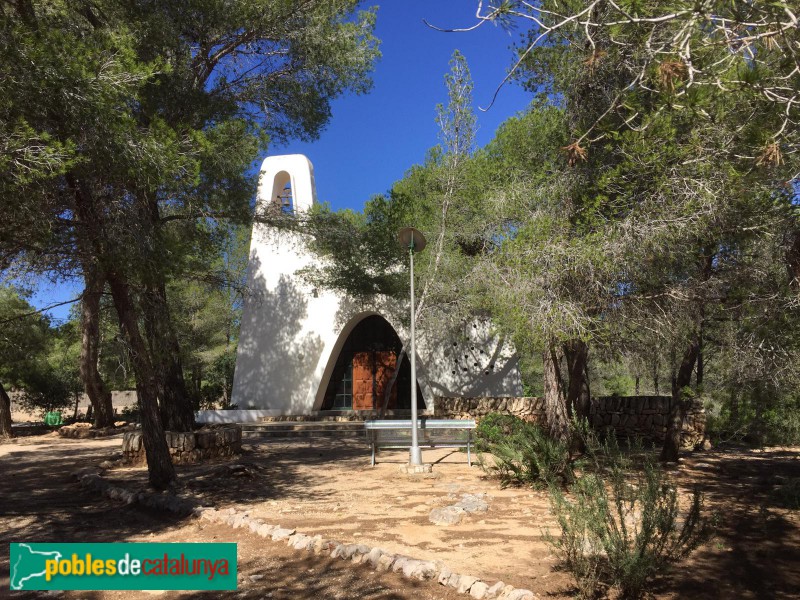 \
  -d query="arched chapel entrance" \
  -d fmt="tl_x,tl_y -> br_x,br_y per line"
321,315 -> 424,411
